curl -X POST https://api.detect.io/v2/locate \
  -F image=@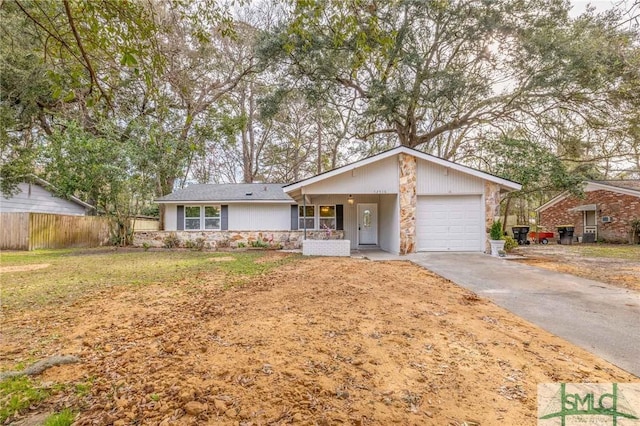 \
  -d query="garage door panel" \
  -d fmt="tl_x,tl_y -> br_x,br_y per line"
417,195 -> 484,252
